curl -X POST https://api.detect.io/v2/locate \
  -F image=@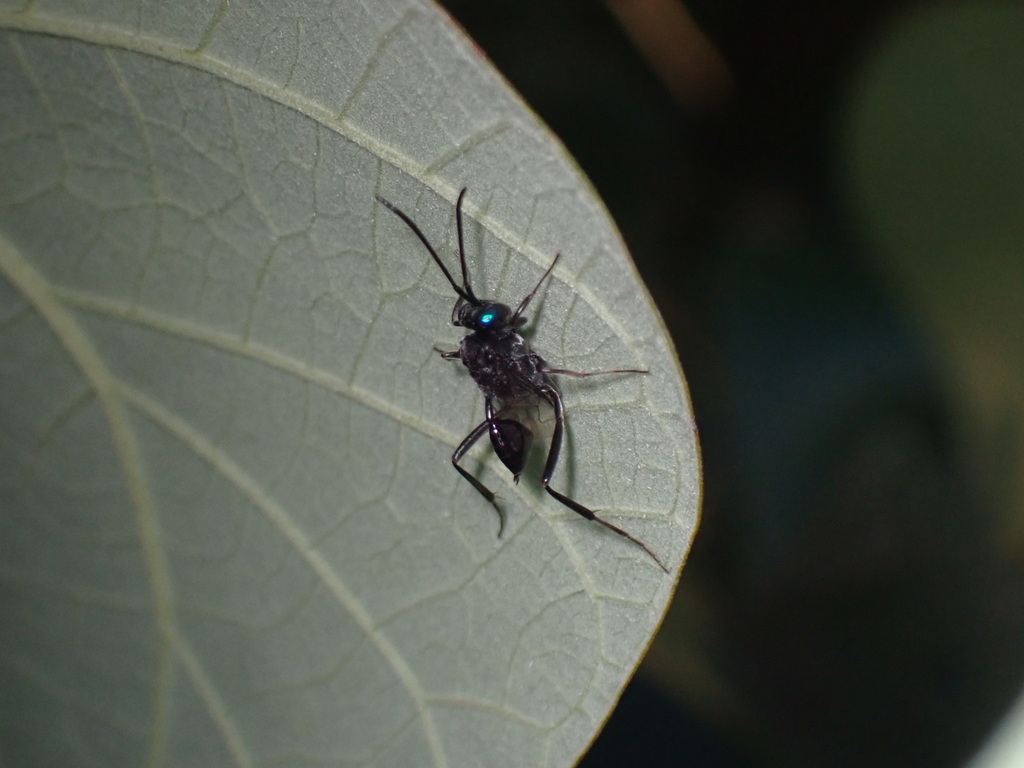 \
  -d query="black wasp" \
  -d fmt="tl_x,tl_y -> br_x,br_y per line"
376,189 -> 667,572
